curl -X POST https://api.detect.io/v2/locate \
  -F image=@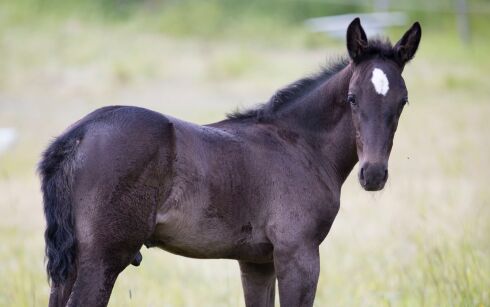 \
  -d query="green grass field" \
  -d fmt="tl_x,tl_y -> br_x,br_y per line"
0,1 -> 489,306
